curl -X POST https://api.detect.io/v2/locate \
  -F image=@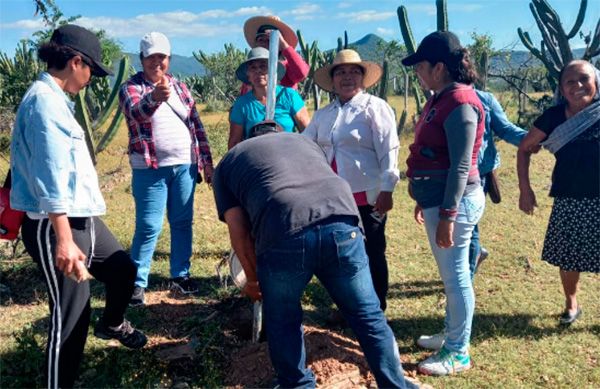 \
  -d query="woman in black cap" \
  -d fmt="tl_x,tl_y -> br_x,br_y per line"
402,31 -> 485,376
10,24 -> 146,389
